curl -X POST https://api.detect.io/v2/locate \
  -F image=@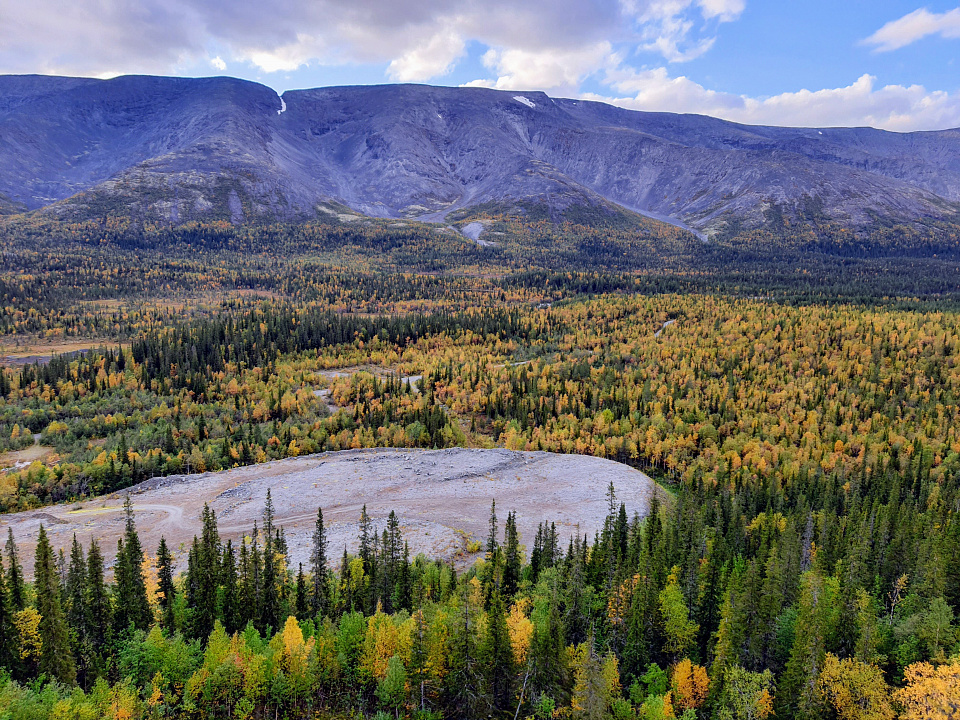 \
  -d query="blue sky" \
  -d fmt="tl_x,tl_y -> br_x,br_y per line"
3,0 -> 960,130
